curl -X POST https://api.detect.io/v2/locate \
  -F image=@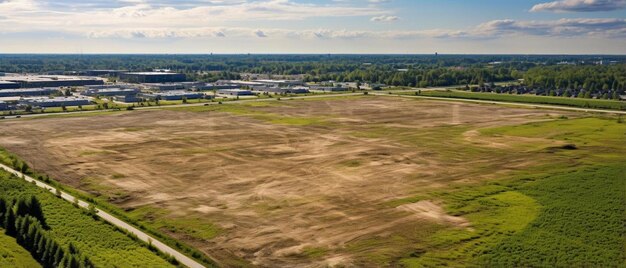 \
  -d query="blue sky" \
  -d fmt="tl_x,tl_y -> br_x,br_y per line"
0,0 -> 625,53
